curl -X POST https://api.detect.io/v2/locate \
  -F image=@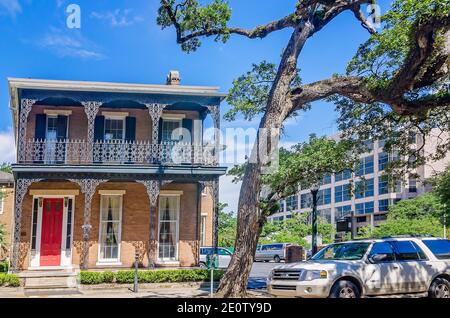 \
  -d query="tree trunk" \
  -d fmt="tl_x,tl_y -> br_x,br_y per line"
216,21 -> 314,297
